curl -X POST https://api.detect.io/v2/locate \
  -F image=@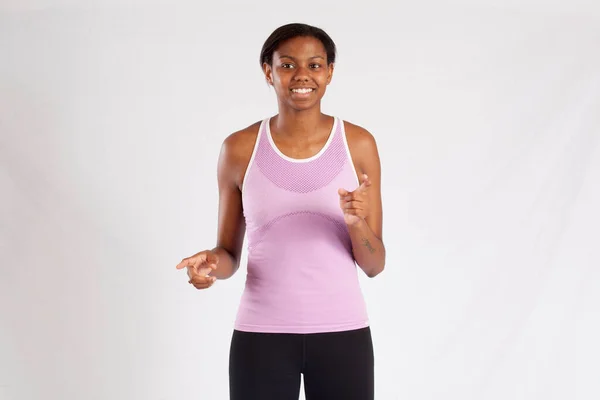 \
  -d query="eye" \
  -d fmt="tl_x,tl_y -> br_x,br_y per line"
281,63 -> 294,69
310,63 -> 321,69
